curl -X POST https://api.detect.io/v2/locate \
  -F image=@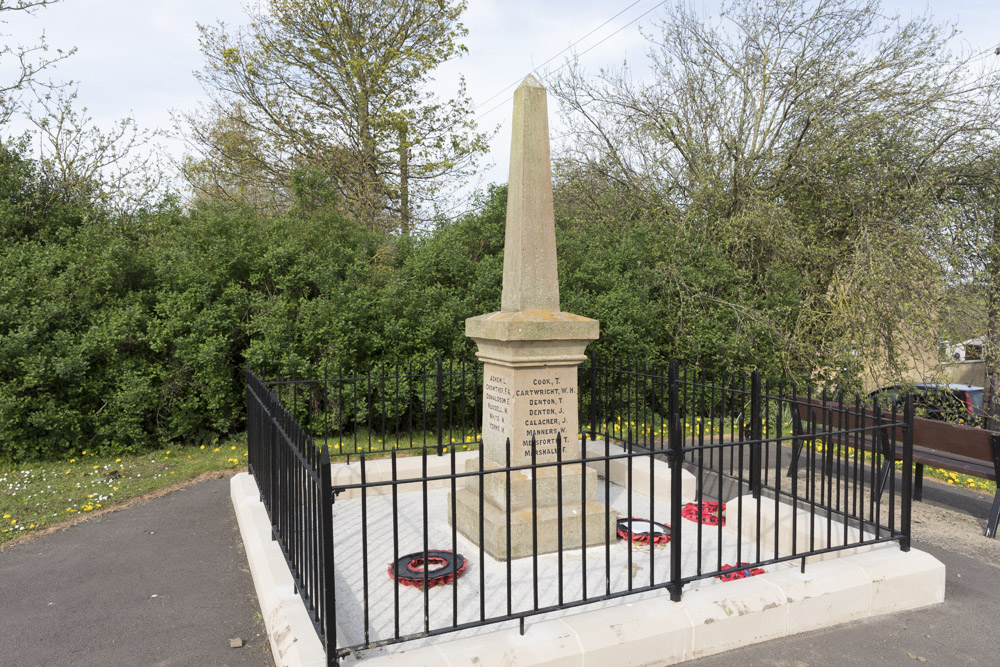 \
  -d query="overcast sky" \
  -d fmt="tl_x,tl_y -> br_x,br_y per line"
2,0 -> 998,205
